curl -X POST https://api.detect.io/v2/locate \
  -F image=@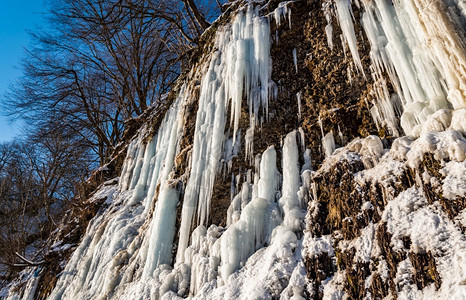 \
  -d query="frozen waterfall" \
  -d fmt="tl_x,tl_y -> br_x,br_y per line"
12,1 -> 465,299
